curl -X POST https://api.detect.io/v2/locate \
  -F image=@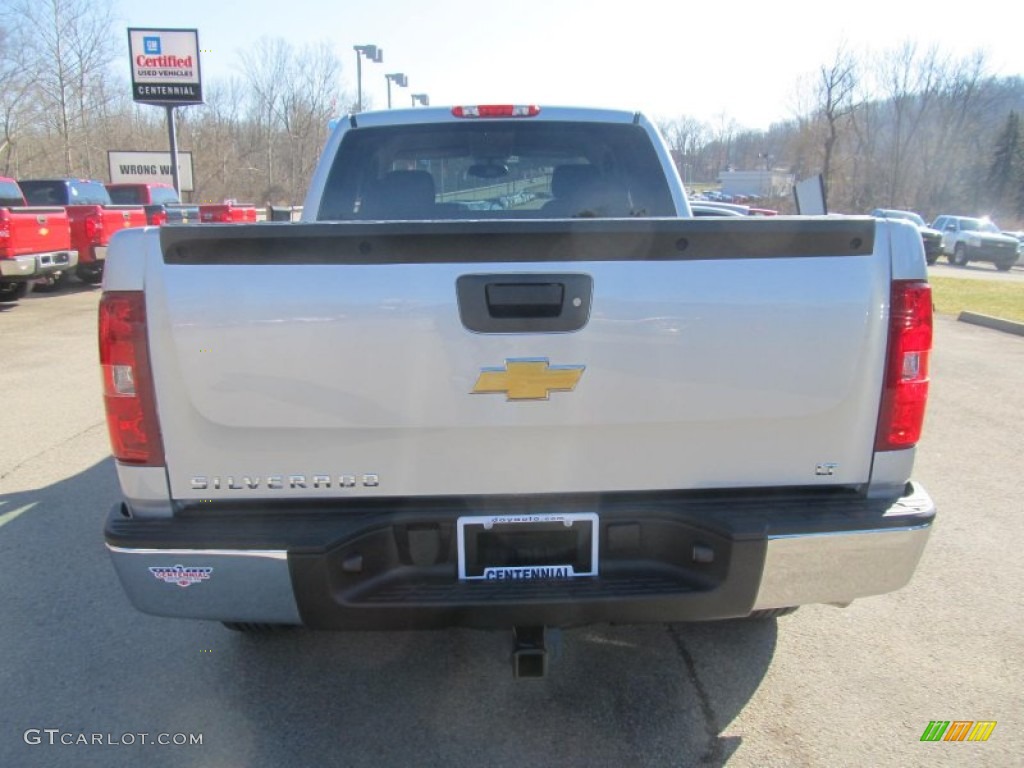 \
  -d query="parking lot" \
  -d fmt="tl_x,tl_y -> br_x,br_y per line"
929,260 -> 1024,283
1,285 -> 1021,767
